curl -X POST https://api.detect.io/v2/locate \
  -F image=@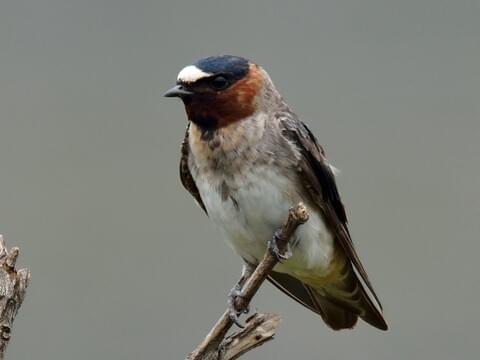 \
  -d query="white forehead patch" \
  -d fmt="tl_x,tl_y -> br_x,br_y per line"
177,65 -> 211,83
